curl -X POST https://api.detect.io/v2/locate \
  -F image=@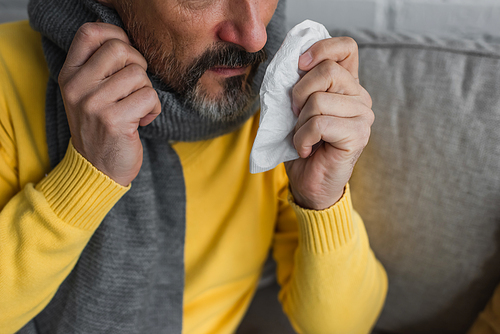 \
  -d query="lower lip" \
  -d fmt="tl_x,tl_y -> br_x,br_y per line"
209,66 -> 248,77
